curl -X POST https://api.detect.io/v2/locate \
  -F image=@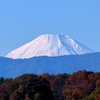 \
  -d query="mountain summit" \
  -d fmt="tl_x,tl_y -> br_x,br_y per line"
6,34 -> 94,59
